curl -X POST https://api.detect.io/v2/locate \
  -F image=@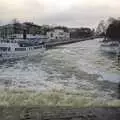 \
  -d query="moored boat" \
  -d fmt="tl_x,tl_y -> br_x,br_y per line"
0,21 -> 49,62
100,39 -> 120,54
0,38 -> 46,62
